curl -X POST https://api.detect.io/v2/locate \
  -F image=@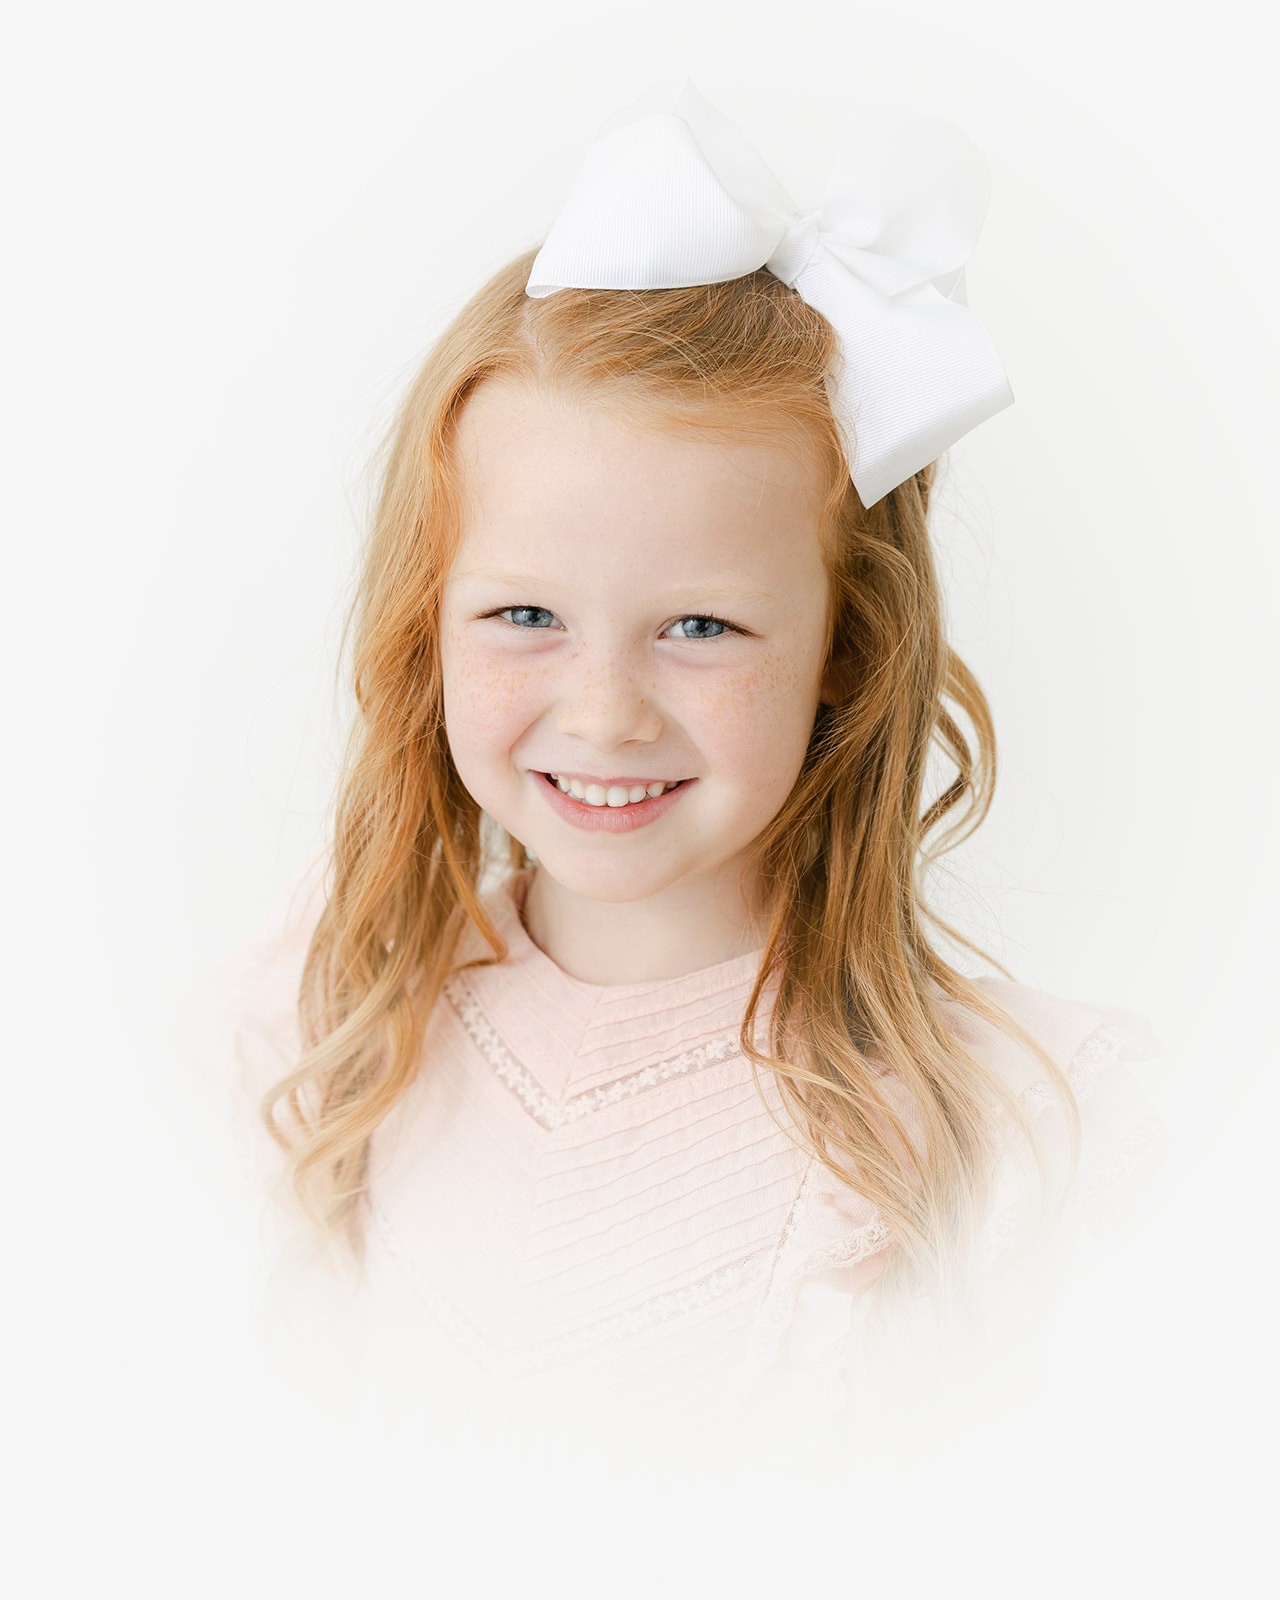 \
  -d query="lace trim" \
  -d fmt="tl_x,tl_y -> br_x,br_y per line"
444,975 -> 741,1131
979,1111 -> 1163,1267
372,1197 -> 771,1376
738,1181 -> 891,1380
757,1161 -> 816,1305
978,1201 -> 1024,1269
1021,1022 -> 1156,1114
1075,1117 -> 1162,1232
